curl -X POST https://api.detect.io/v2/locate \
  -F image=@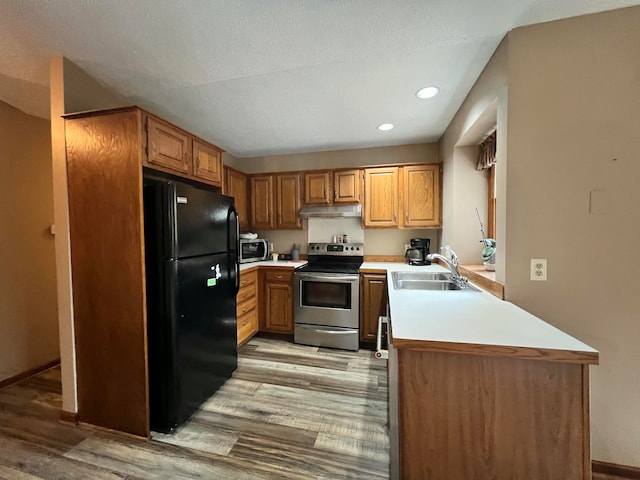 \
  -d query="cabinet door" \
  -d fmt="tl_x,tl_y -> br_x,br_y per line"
193,140 -> 222,185
304,171 -> 332,205
364,167 -> 400,227
264,281 -> 293,333
250,174 -> 274,230
226,168 -> 249,231
334,169 -> 361,204
276,173 -> 302,229
360,273 -> 388,342
146,116 -> 191,174
403,164 -> 441,228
